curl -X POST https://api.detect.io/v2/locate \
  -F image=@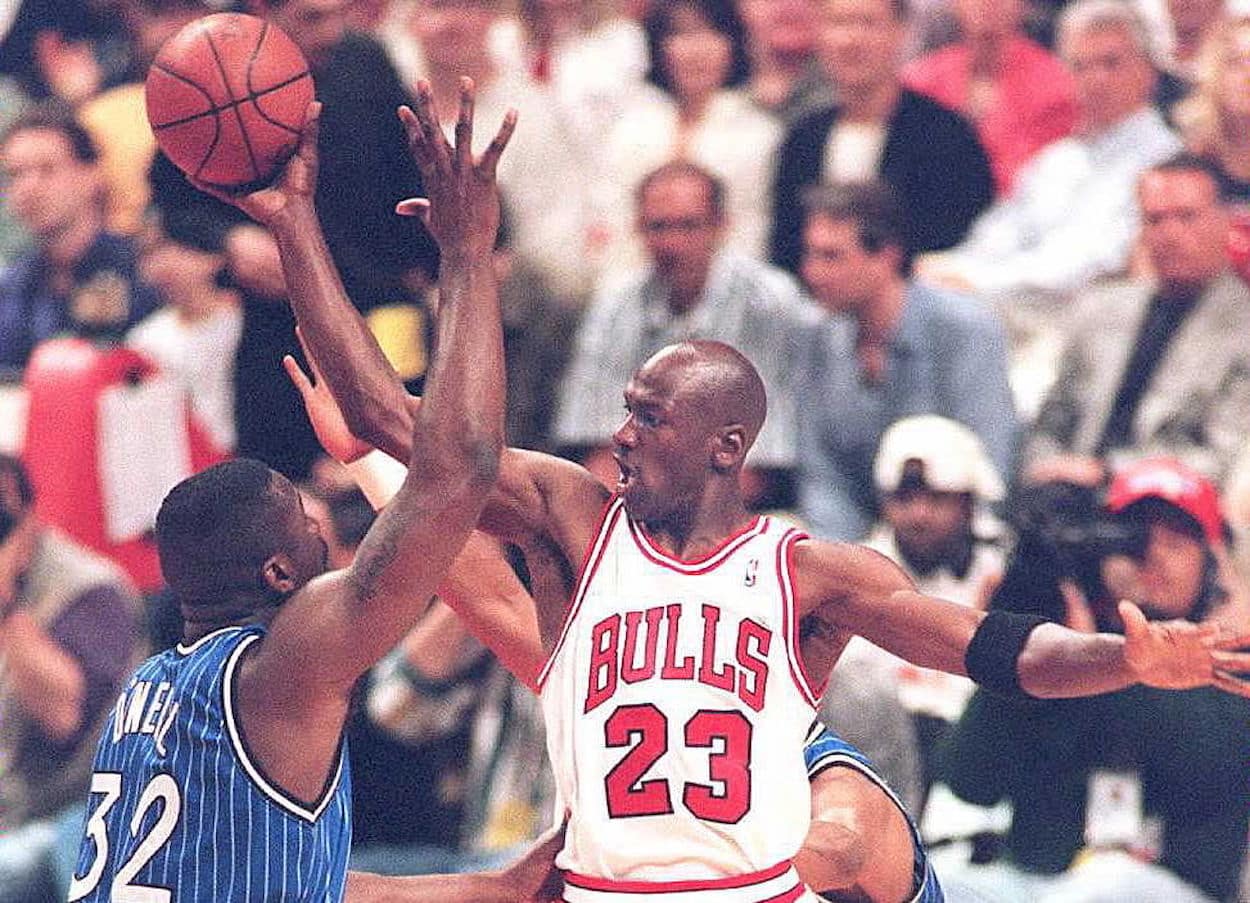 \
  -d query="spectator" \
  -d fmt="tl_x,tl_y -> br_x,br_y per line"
1154,0 -> 1226,117
769,0 -> 995,275
395,0 -> 608,305
1175,13 -> 1250,204
918,0 -> 1181,302
734,0 -> 835,125
1024,153 -> 1250,488
937,458 -> 1250,903
150,0 -> 438,315
126,221 -> 243,456
794,180 -> 1017,541
552,161 -> 821,508
0,453 -> 144,903
0,103 -> 159,371
902,0 -> 1078,193
598,0 -> 781,278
